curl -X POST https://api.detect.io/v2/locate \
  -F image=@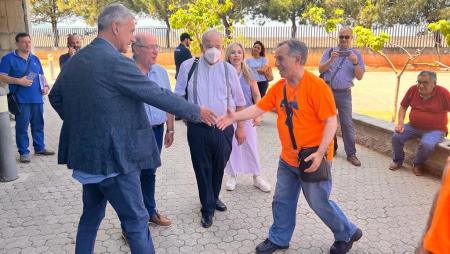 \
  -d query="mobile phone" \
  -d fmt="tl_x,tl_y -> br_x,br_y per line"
27,71 -> 37,81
